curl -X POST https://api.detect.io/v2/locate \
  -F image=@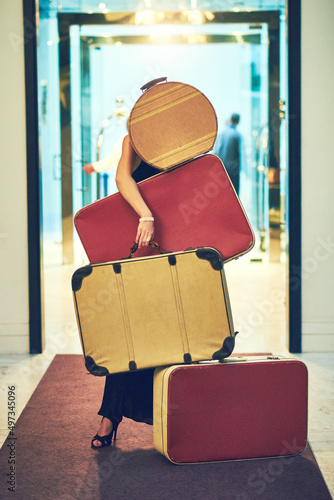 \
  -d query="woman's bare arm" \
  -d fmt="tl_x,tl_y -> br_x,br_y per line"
115,135 -> 154,248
